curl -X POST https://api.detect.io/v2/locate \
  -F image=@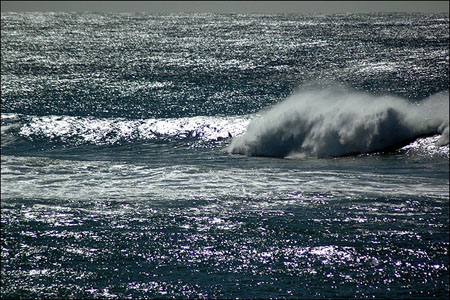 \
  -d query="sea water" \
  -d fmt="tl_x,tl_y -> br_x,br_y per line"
1,12 -> 449,299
